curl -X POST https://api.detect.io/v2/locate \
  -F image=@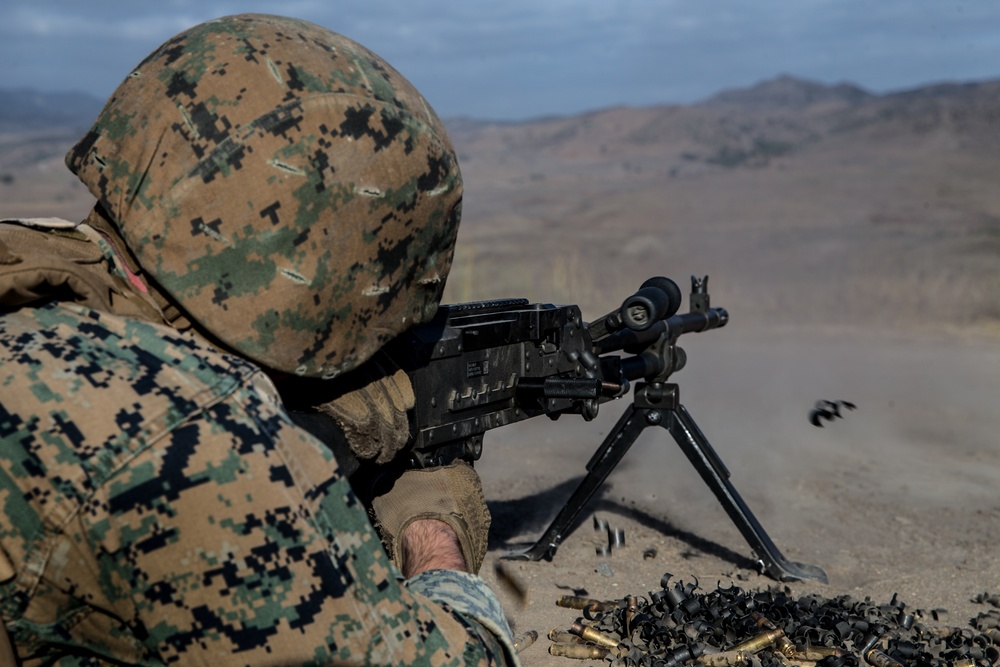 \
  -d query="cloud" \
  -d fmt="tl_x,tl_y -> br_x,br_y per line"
0,0 -> 997,120
1,5 -> 197,41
